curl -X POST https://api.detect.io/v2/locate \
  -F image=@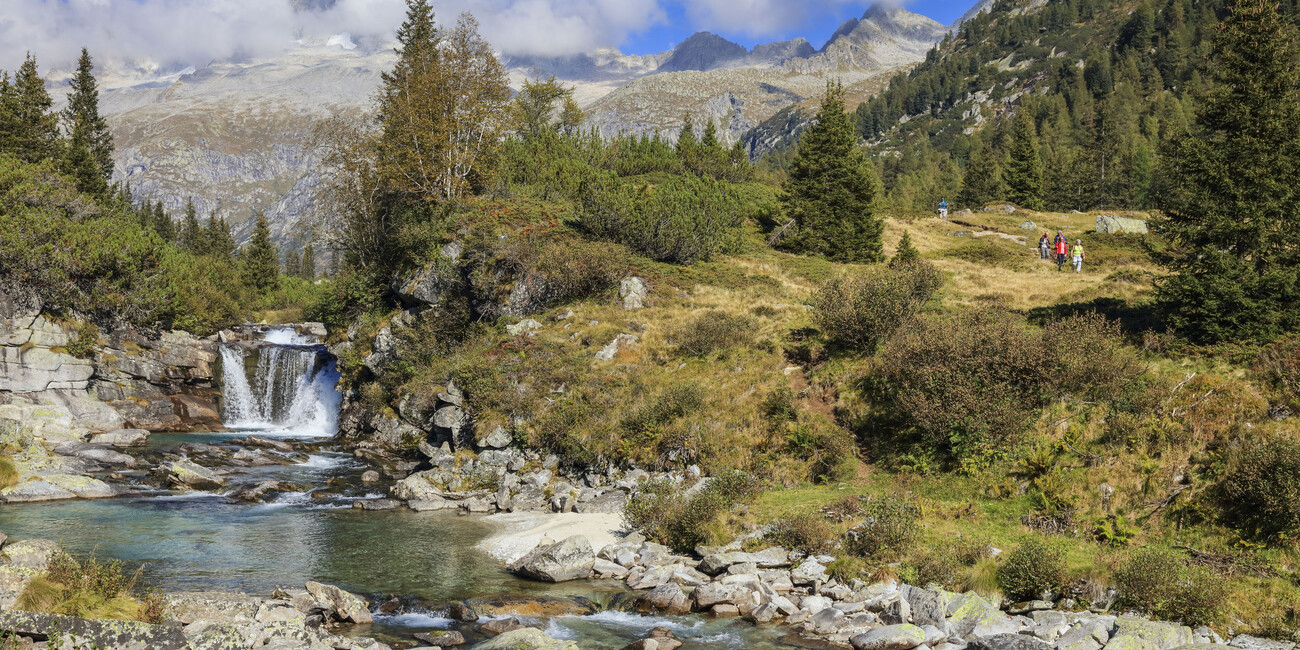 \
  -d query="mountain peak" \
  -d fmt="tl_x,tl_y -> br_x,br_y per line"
658,32 -> 748,73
